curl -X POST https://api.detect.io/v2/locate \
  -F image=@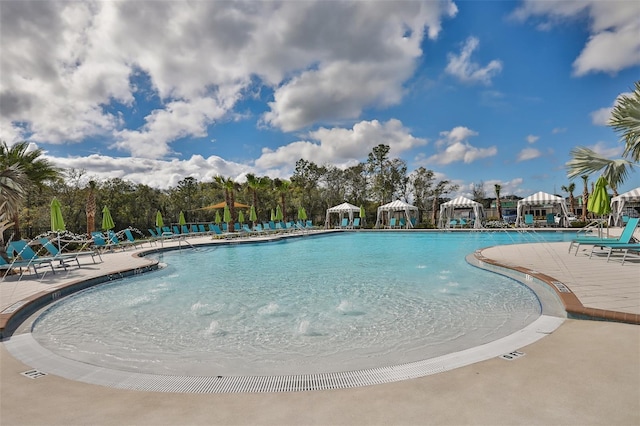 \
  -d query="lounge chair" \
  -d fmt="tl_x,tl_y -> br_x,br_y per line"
524,214 -> 535,227
91,232 -> 120,252
448,219 -> 457,228
107,230 -> 137,250
399,218 -> 407,228
198,224 -> 208,234
569,217 -> 639,254
352,218 -> 361,229
6,240 -> 70,271
546,213 -> 555,227
386,218 -> 397,229
38,237 -> 101,264
336,218 -> 349,229
123,229 -> 147,248
458,218 -> 467,228
1,254 -> 55,278
589,242 -> 640,265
